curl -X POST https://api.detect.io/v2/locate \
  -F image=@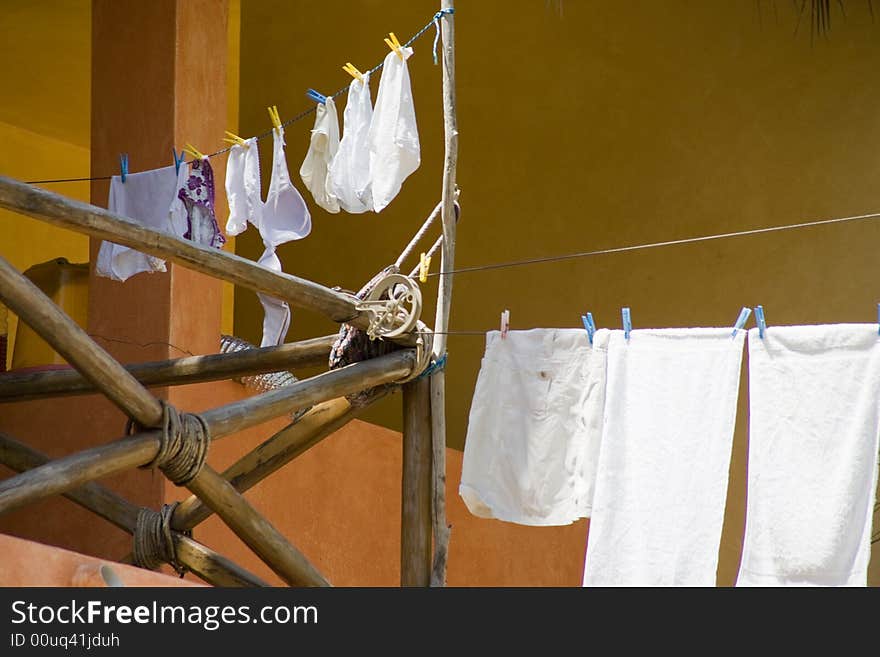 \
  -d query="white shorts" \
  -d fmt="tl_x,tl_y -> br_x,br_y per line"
459,328 -> 608,526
